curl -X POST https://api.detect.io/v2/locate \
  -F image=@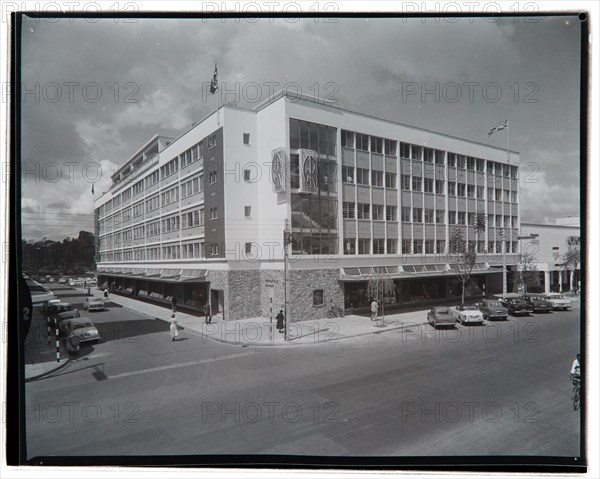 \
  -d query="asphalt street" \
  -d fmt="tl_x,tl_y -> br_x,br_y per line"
25,285 -> 582,460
